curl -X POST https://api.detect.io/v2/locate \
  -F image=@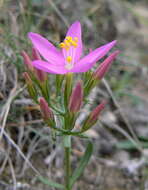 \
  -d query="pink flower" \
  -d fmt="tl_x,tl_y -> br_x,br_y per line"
28,21 -> 117,74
